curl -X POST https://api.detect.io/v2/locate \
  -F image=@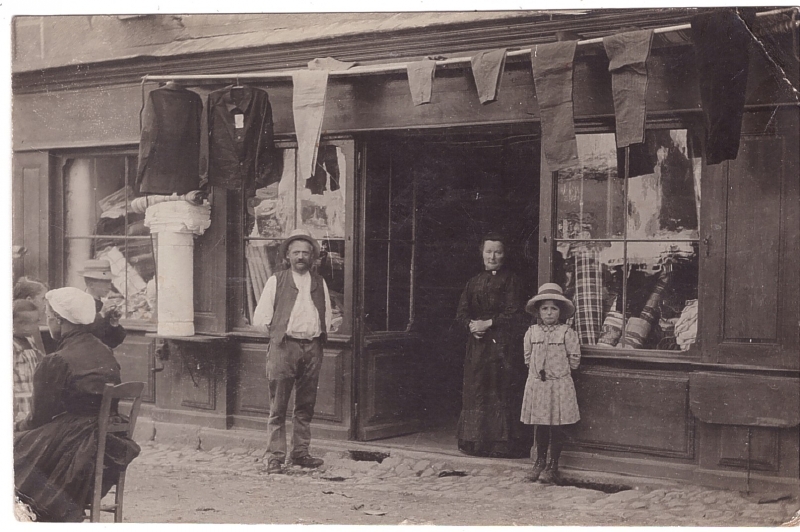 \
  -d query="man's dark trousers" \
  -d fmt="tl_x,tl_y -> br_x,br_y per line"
265,336 -> 323,463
